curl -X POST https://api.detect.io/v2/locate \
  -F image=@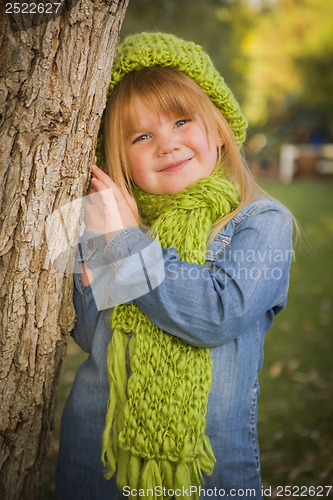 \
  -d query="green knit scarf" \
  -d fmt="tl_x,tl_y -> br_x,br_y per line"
101,170 -> 239,499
